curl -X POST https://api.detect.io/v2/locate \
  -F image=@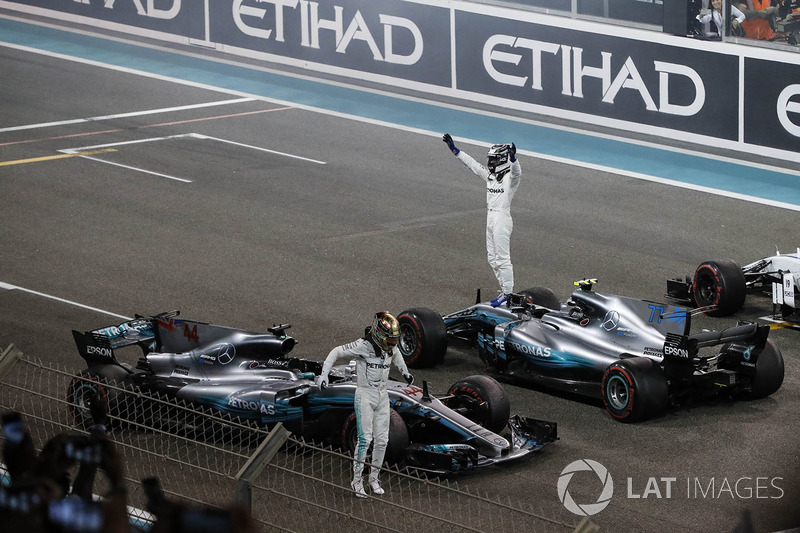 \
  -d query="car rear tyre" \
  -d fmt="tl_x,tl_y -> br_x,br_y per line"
338,409 -> 409,466
692,259 -> 746,317
67,367 -> 131,429
445,375 -> 510,434
743,339 -> 784,399
397,308 -> 447,368
601,357 -> 669,423
519,287 -> 561,311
